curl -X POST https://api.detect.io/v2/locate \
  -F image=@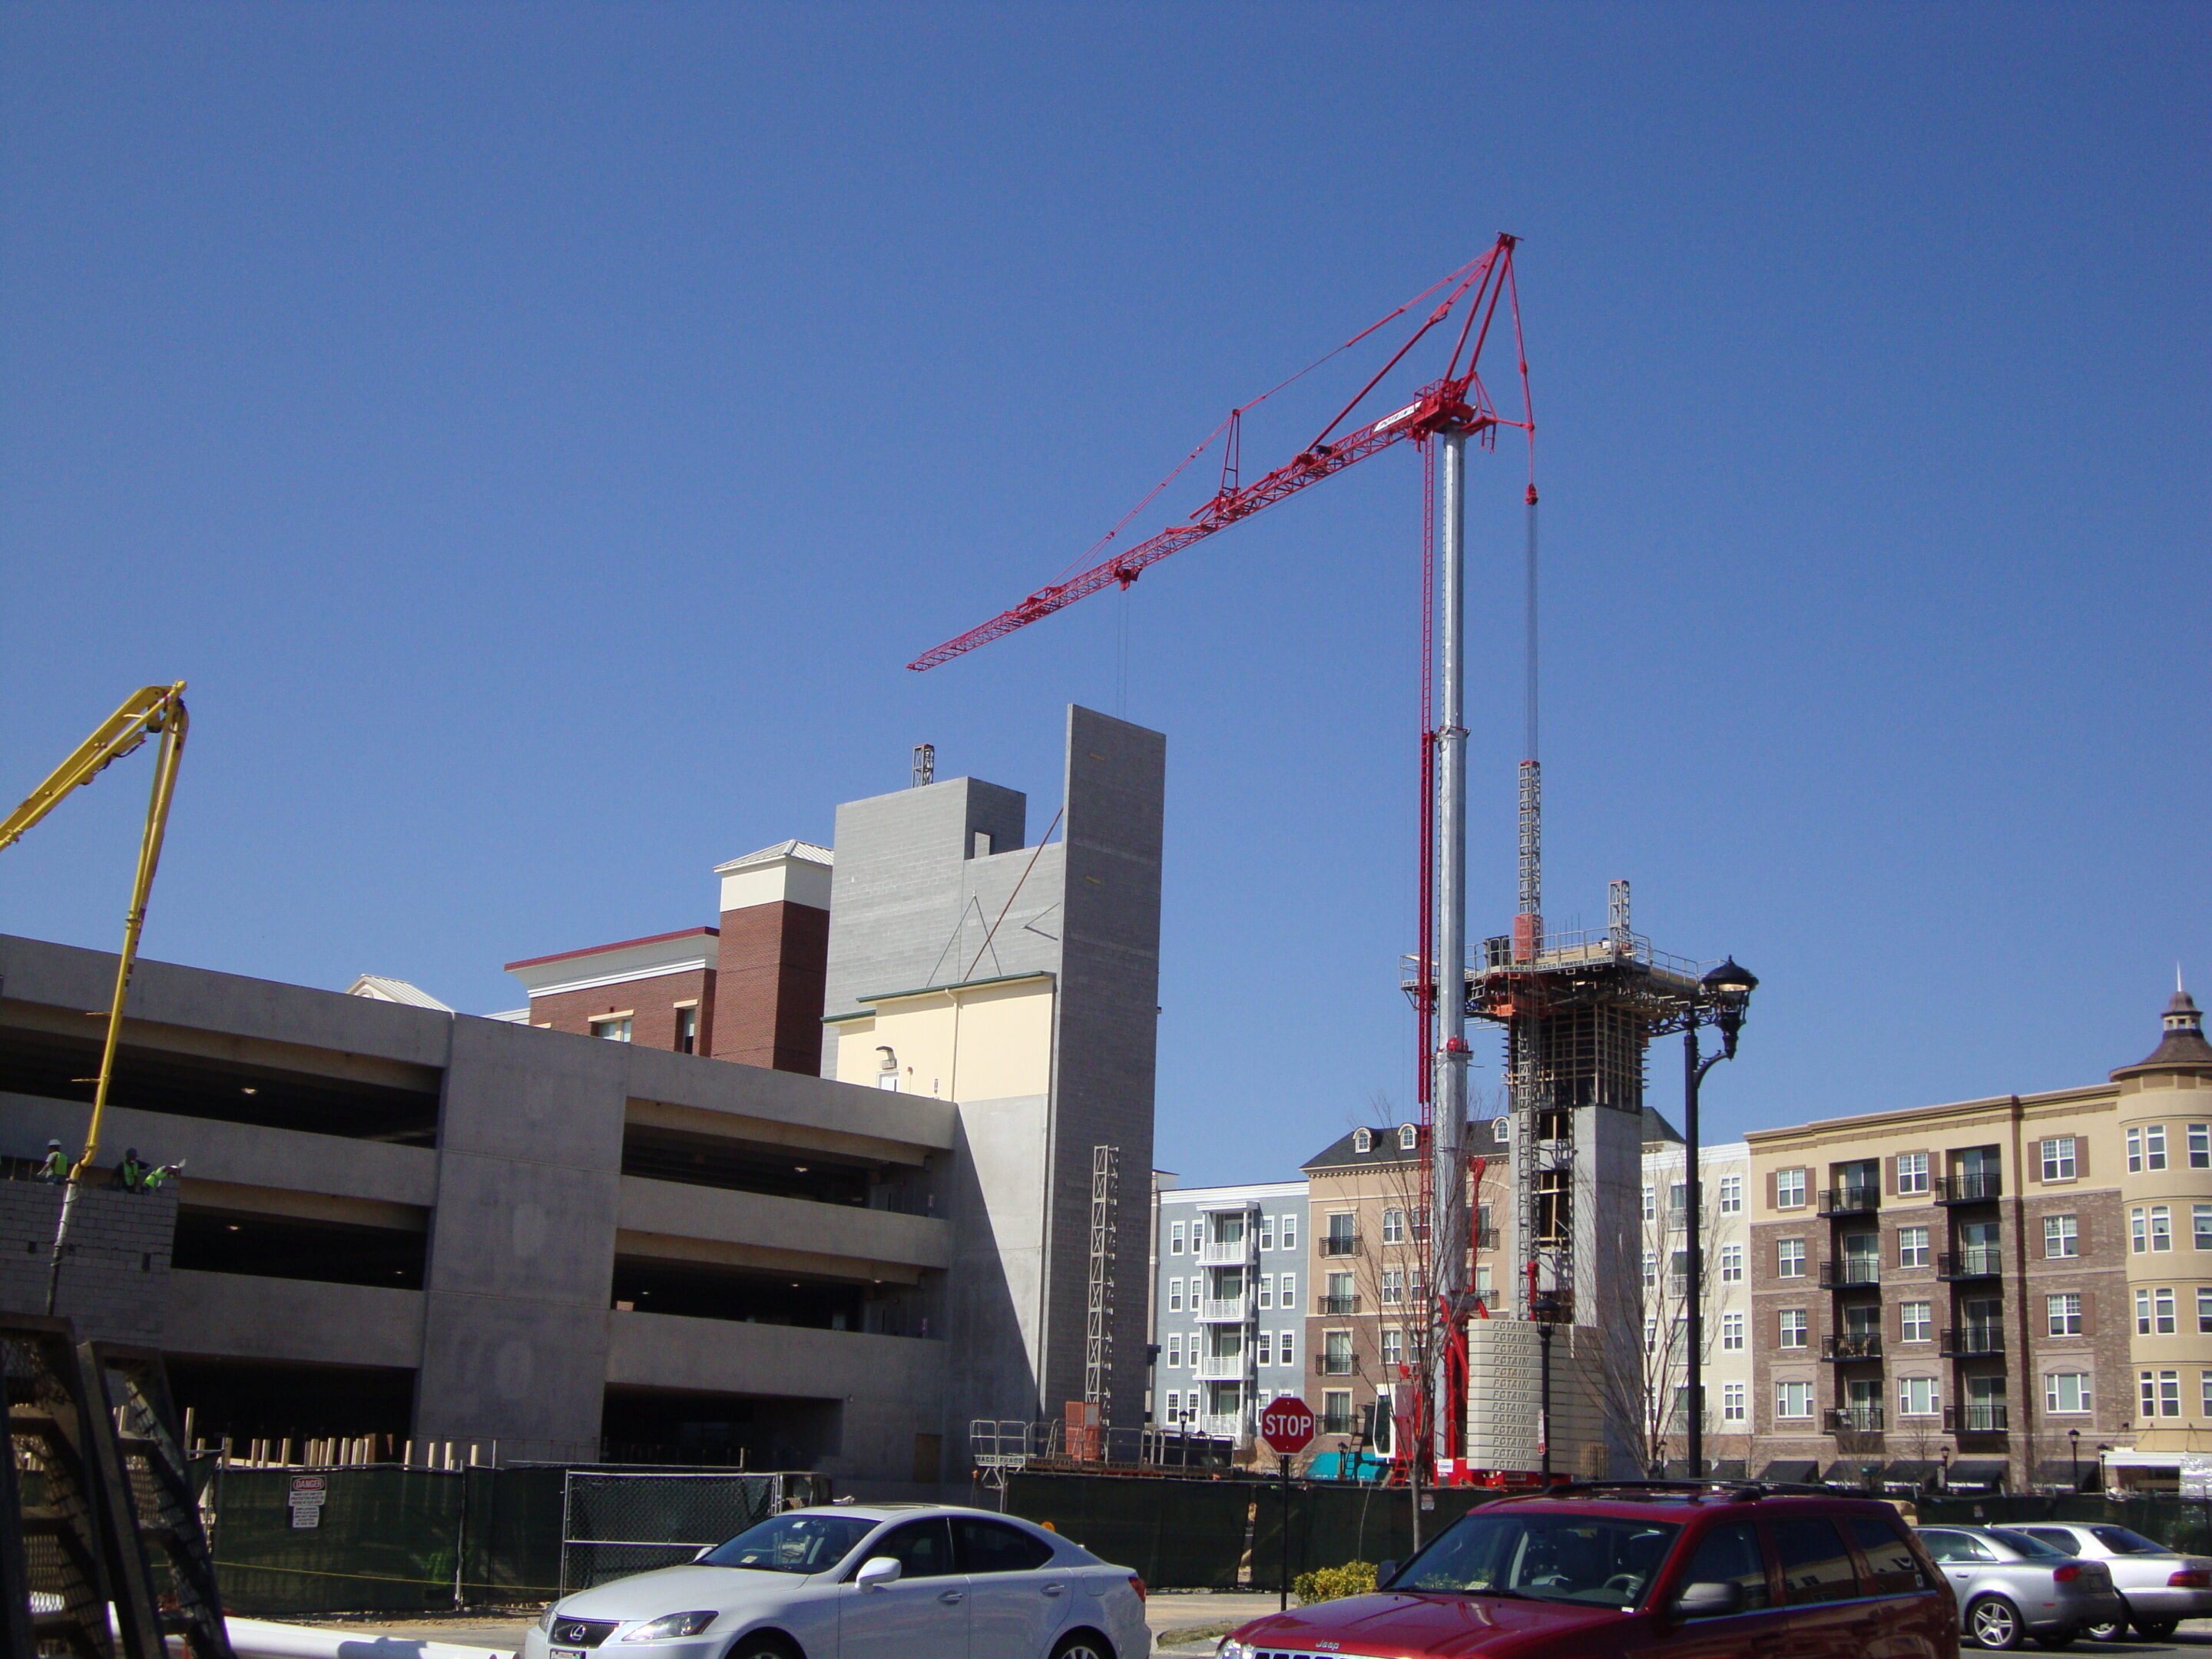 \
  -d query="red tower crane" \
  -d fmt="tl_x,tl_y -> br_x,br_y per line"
908,236 -> 1535,1484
